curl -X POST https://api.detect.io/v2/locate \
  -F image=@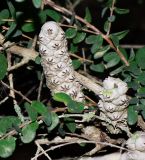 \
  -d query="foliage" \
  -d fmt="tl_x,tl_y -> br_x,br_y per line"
0,0 -> 145,159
